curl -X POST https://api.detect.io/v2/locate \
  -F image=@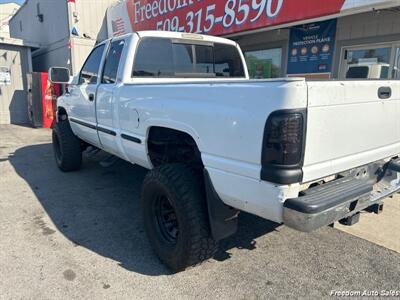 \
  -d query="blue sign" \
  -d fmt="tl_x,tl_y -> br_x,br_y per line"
287,19 -> 337,75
